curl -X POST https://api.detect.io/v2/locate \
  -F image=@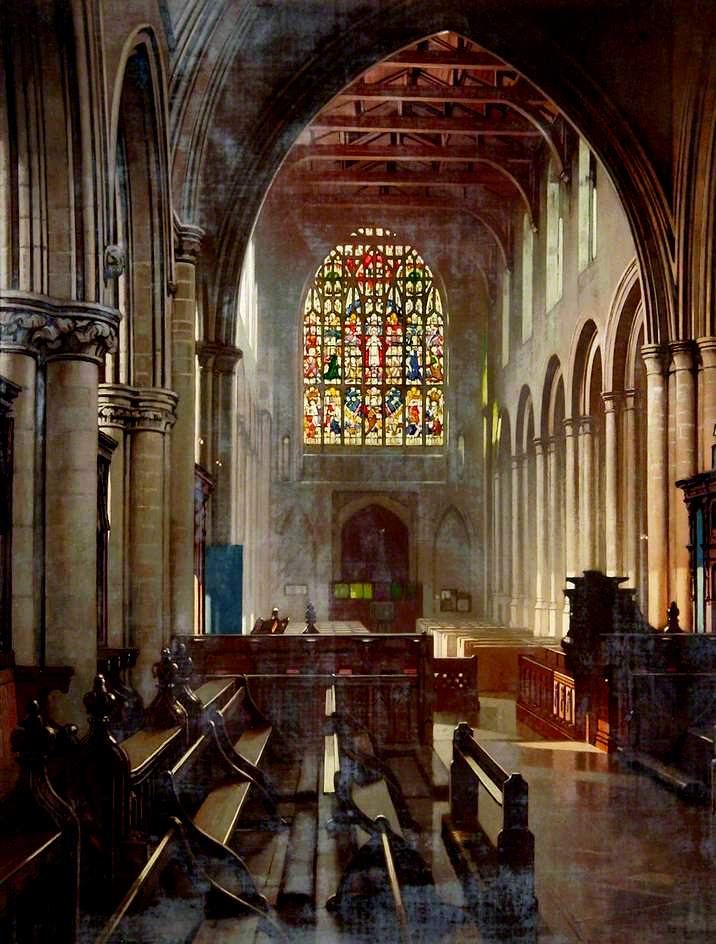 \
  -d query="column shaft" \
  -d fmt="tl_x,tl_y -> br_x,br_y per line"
578,418 -> 594,570
170,252 -> 200,637
670,342 -> 696,626
547,438 -> 560,636
0,353 -> 38,663
534,439 -> 546,635
603,394 -> 620,575
698,338 -> 716,471
643,345 -> 668,626
510,456 -> 522,627
45,357 -> 99,722
622,392 -> 638,589
563,419 -> 578,579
